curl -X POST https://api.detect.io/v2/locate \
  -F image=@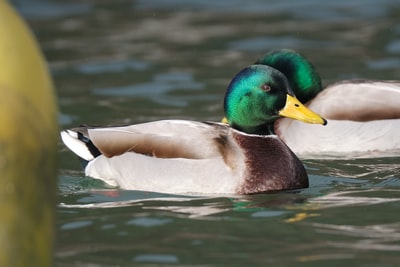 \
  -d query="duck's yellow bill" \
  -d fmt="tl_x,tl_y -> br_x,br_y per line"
279,95 -> 327,125
221,117 -> 229,124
